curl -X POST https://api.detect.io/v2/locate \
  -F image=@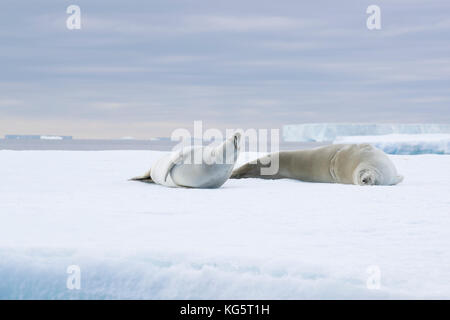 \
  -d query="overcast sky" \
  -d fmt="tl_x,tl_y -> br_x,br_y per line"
0,0 -> 449,138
